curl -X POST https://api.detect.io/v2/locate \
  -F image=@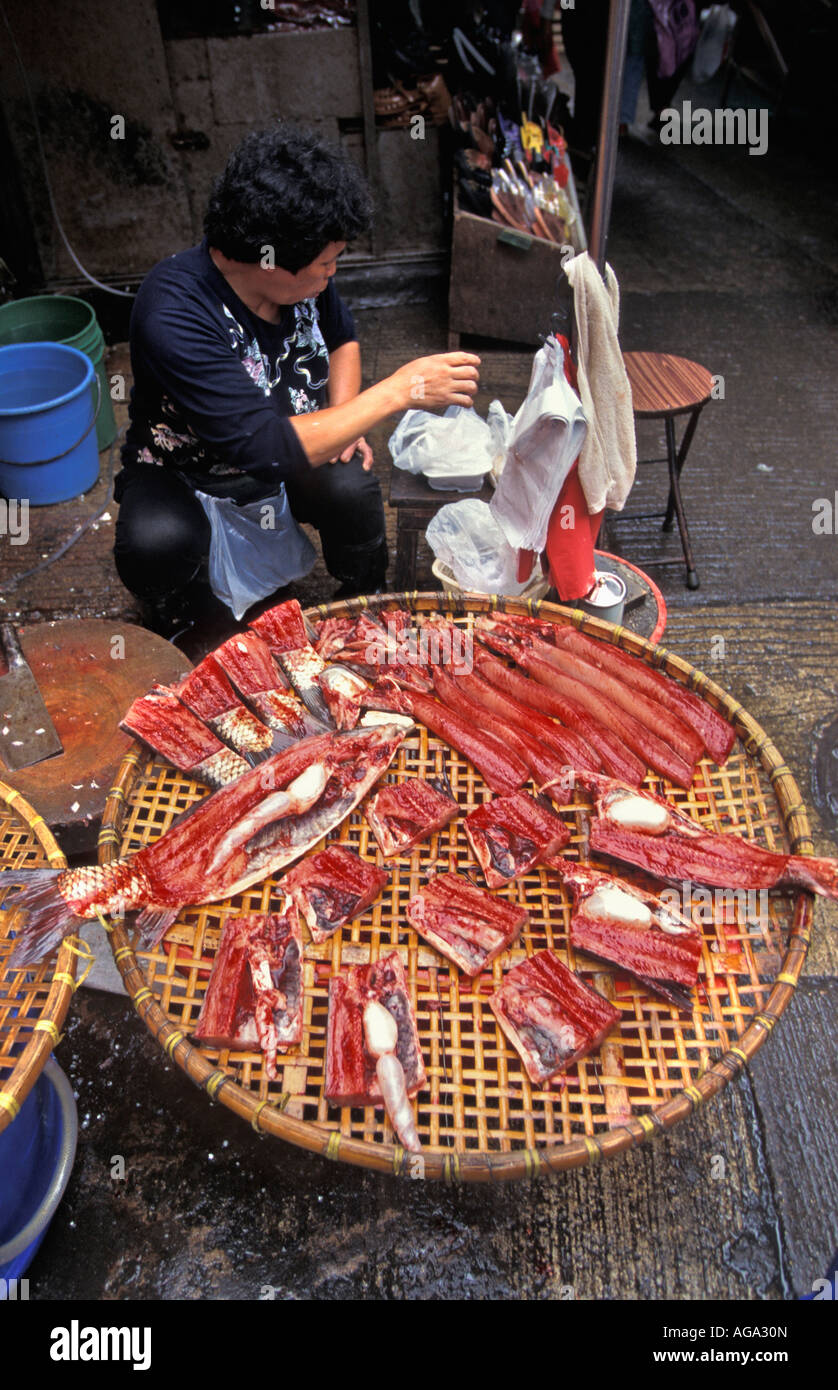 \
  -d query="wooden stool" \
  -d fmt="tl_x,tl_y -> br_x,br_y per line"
613,351 -> 715,591
388,467 -> 494,591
